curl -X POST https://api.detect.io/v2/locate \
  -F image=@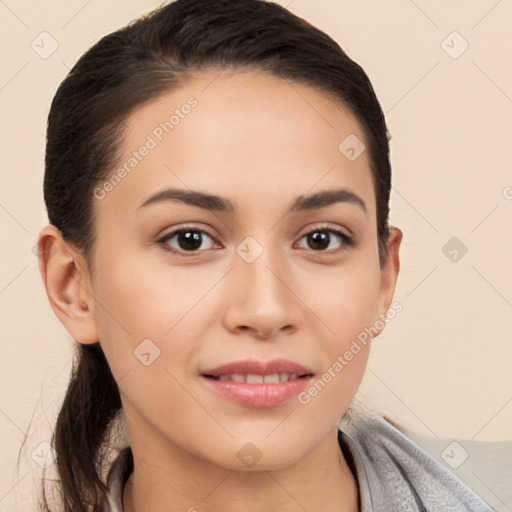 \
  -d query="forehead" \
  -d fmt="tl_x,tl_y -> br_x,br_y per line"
95,69 -> 375,219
